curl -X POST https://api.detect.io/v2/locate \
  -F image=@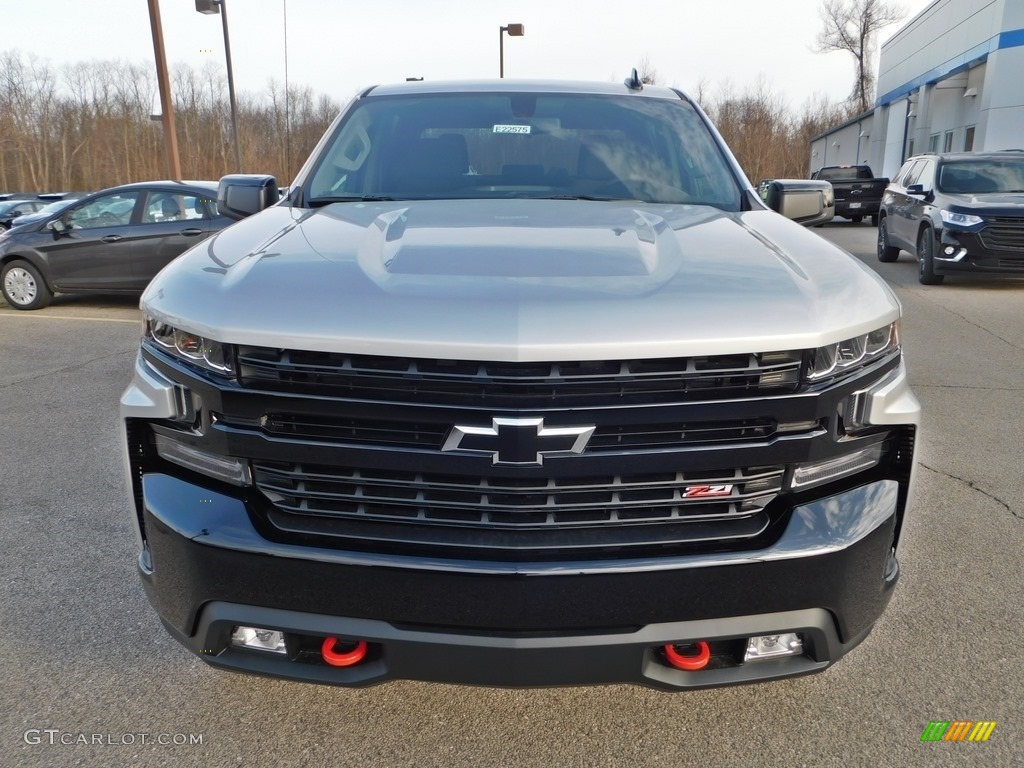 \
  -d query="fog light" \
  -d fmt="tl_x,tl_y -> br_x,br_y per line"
154,433 -> 251,486
230,626 -> 286,653
944,246 -> 956,256
790,442 -> 883,490
744,633 -> 803,662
